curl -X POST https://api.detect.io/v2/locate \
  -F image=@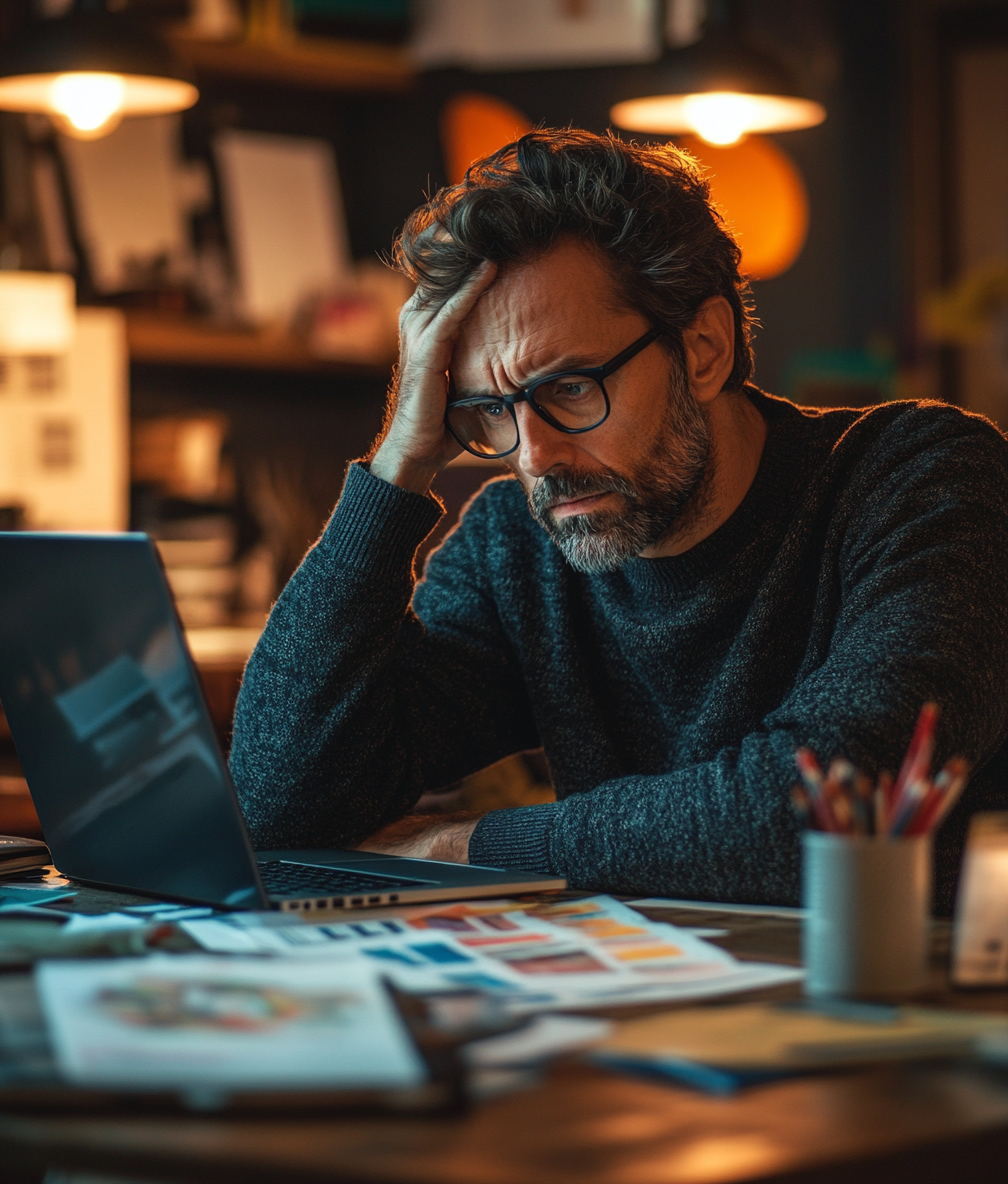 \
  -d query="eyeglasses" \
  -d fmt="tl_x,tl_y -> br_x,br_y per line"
444,326 -> 661,459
